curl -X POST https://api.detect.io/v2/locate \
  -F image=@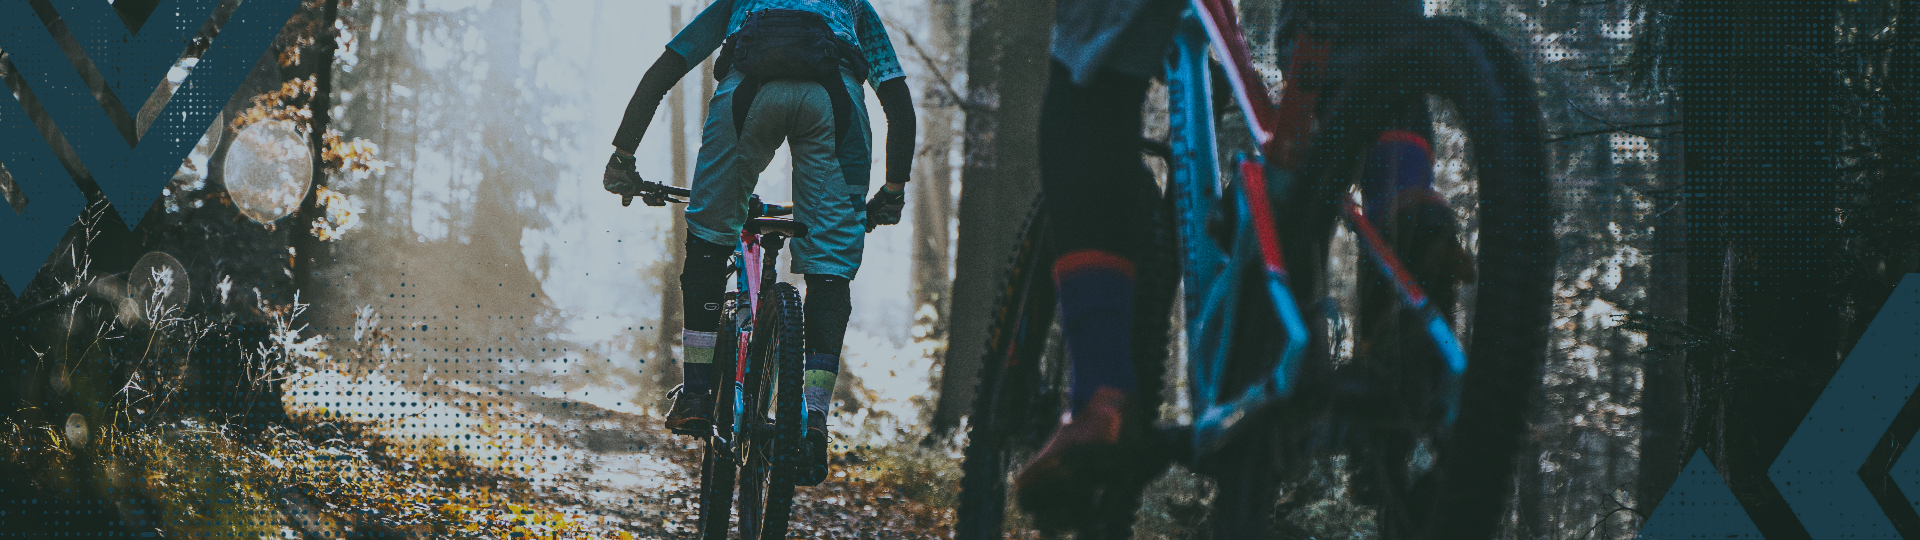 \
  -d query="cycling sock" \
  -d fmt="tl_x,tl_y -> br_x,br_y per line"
1053,249 -> 1137,412
682,330 -> 716,393
680,237 -> 734,395
803,274 -> 852,421
804,353 -> 839,424
1359,130 -> 1433,227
